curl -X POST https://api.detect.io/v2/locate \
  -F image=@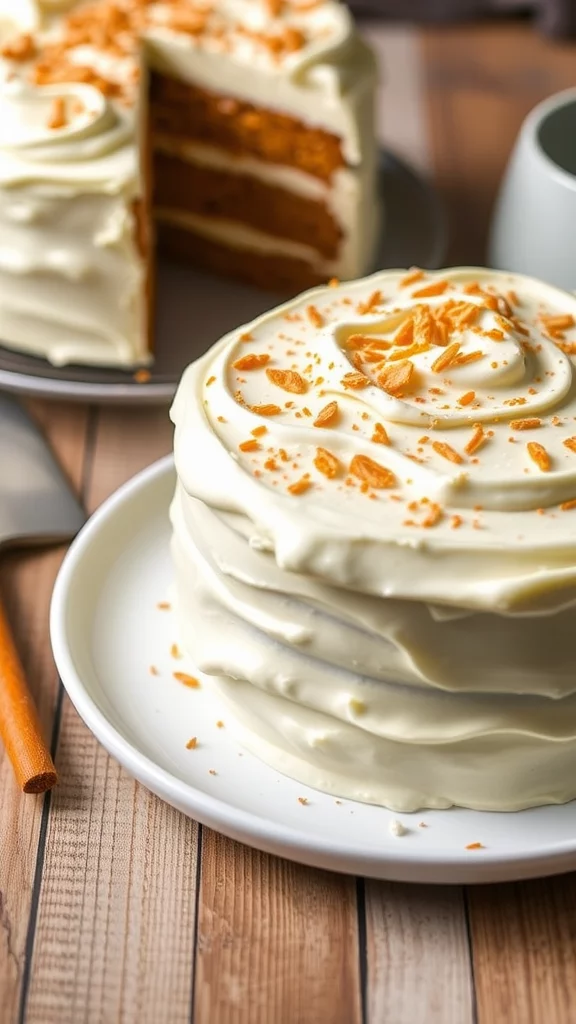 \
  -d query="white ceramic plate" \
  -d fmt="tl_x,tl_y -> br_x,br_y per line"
0,152 -> 446,405
50,457 -> 576,884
